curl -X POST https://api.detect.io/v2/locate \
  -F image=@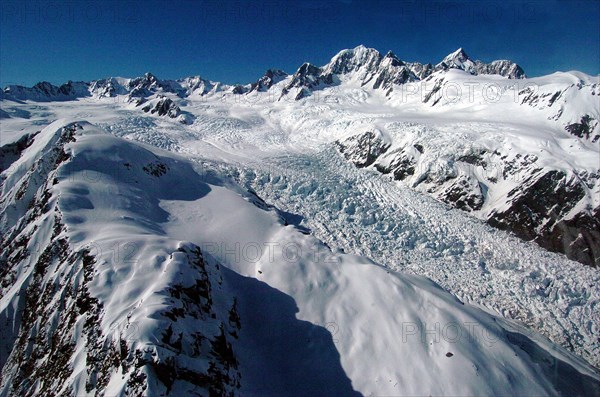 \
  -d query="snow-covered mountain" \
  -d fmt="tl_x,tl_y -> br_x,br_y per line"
334,66 -> 600,266
1,120 -> 599,396
428,47 -> 526,79
1,46 -> 600,395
